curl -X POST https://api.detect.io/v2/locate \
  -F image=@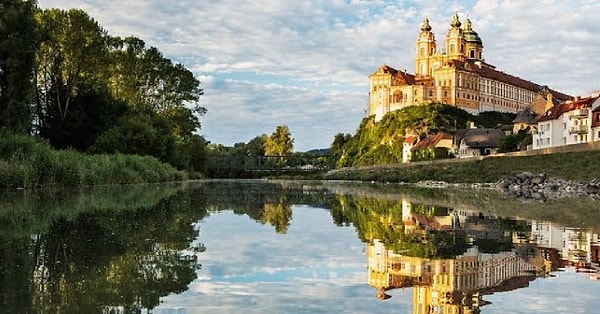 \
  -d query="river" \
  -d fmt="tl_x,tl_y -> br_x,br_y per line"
0,180 -> 599,313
